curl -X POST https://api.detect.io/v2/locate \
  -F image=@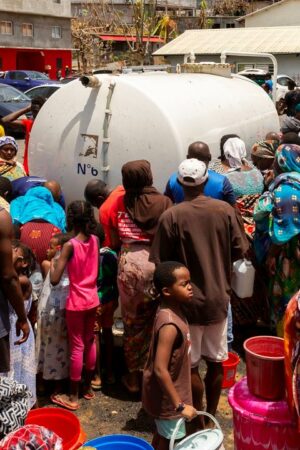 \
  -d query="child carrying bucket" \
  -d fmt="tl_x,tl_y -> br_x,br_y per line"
142,261 -> 197,450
